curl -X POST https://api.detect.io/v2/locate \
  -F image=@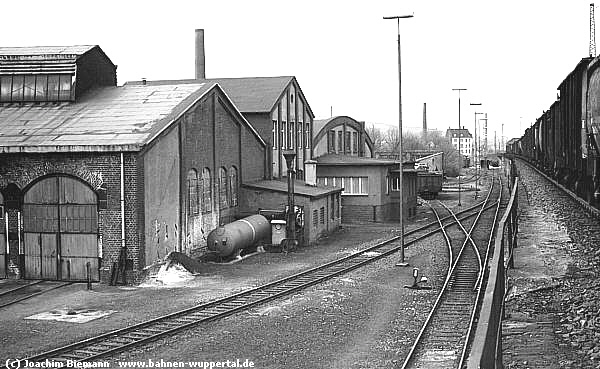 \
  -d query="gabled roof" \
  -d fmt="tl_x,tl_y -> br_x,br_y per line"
0,82 -> 249,153
127,76 -> 315,117
205,77 -> 294,113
